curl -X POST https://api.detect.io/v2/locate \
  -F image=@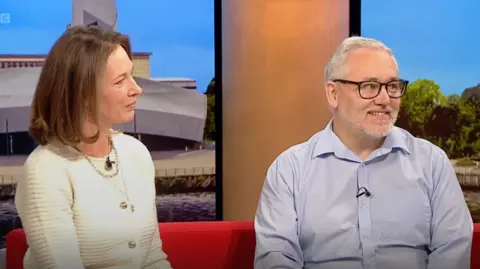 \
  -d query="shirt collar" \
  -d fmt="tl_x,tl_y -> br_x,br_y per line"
312,119 -> 410,160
